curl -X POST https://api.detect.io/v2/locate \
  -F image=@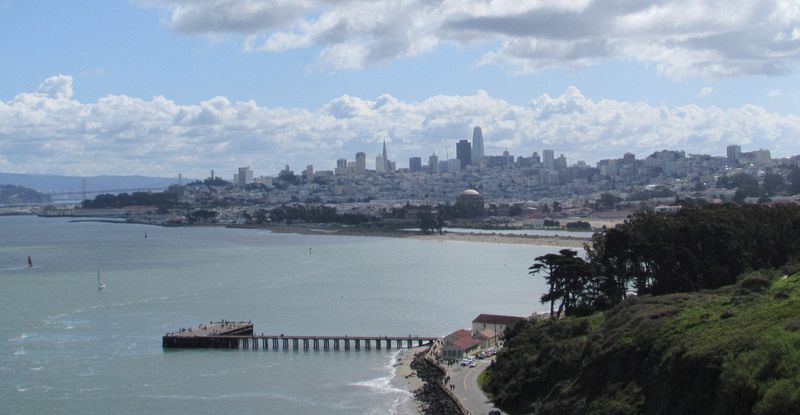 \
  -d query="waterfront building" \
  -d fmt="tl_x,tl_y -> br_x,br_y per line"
442,329 -> 481,360
457,139 -> 472,169
471,314 -> 526,338
471,127 -> 484,163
